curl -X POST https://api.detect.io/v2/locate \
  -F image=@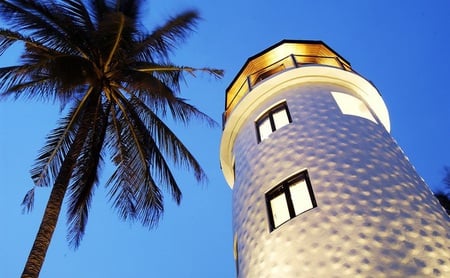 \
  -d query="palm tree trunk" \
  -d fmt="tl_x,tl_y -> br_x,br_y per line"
21,165 -> 74,278
21,103 -> 96,278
